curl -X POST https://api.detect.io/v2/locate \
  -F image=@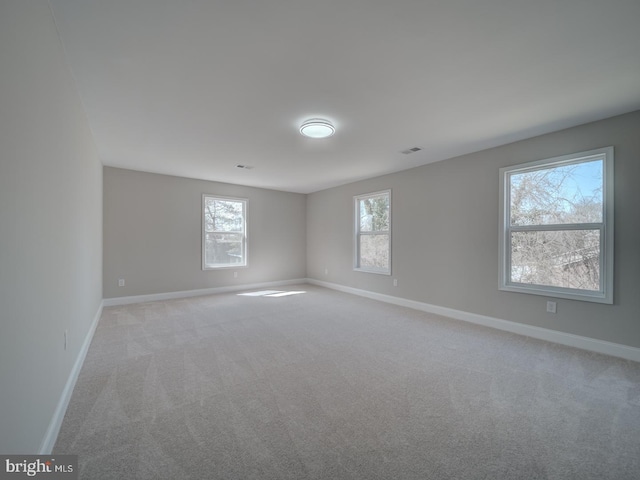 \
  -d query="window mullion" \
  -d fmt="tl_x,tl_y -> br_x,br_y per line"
508,223 -> 603,233
211,230 -> 244,234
